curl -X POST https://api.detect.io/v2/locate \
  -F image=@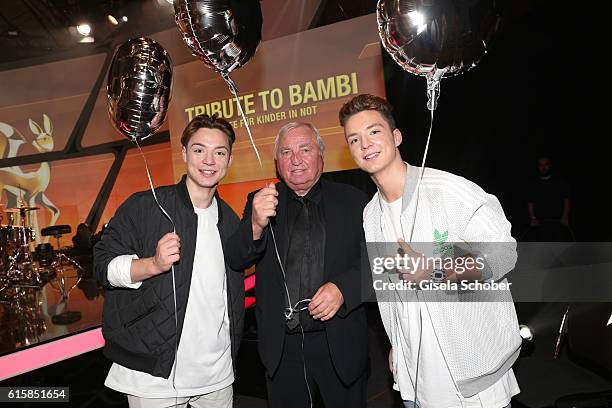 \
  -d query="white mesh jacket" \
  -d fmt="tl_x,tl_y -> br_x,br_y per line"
363,163 -> 522,397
